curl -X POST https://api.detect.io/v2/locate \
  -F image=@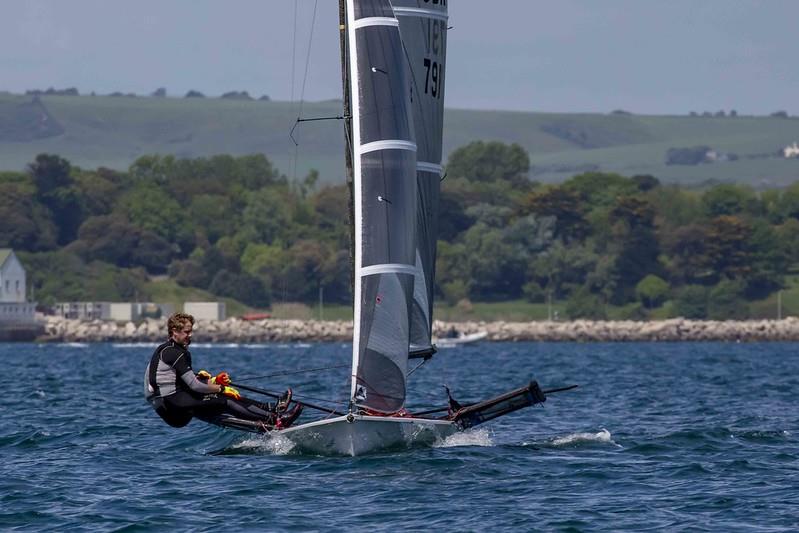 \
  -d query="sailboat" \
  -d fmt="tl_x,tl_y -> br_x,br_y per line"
209,0 -> 572,455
